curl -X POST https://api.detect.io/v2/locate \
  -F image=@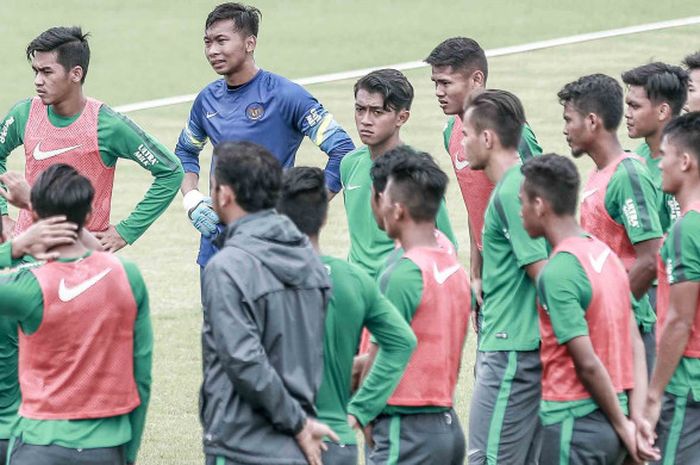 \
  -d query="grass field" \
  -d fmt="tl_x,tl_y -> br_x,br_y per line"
1,1 -> 699,463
